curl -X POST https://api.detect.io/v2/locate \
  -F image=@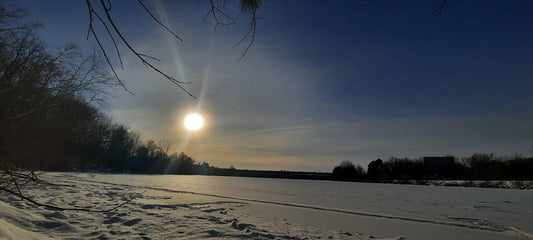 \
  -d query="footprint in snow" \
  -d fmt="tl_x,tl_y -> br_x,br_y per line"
43,211 -> 67,219
103,216 -> 123,224
207,230 -> 222,237
122,218 -> 142,226
32,220 -> 67,229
